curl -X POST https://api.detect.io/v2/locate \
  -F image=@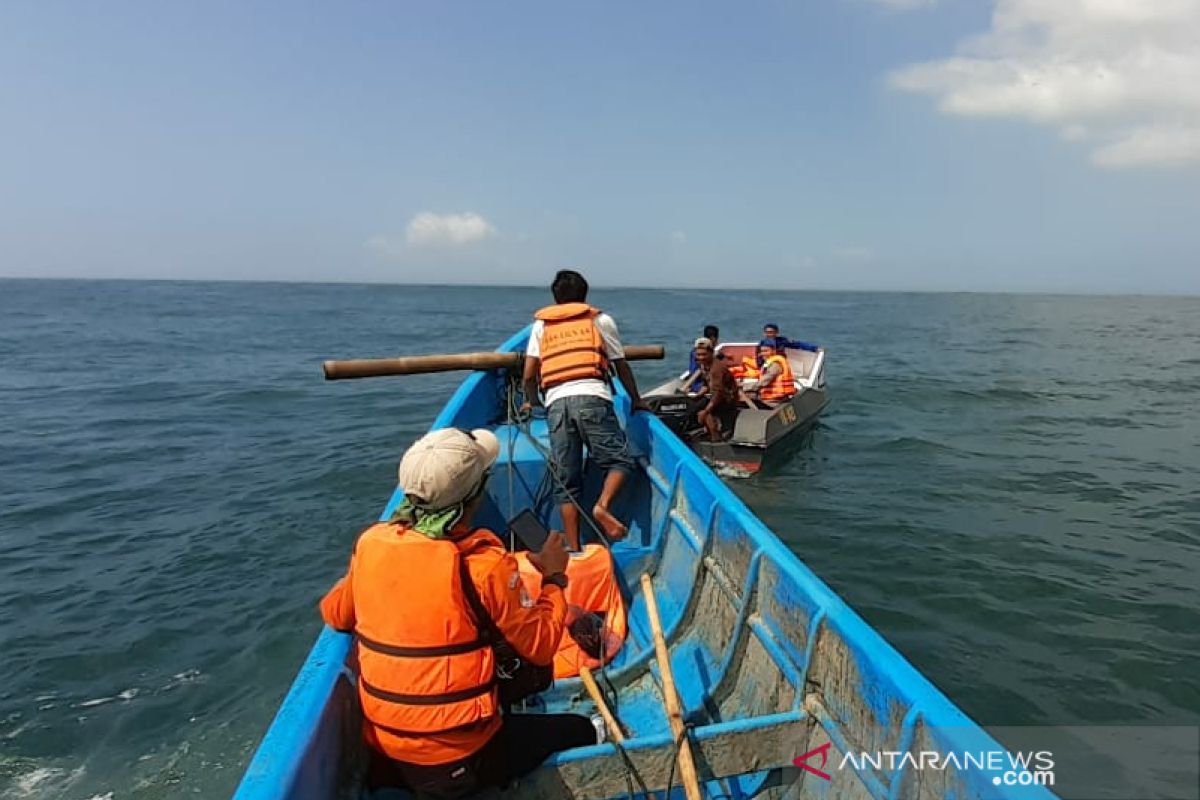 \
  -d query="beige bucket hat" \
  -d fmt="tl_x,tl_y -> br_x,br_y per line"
397,427 -> 500,509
